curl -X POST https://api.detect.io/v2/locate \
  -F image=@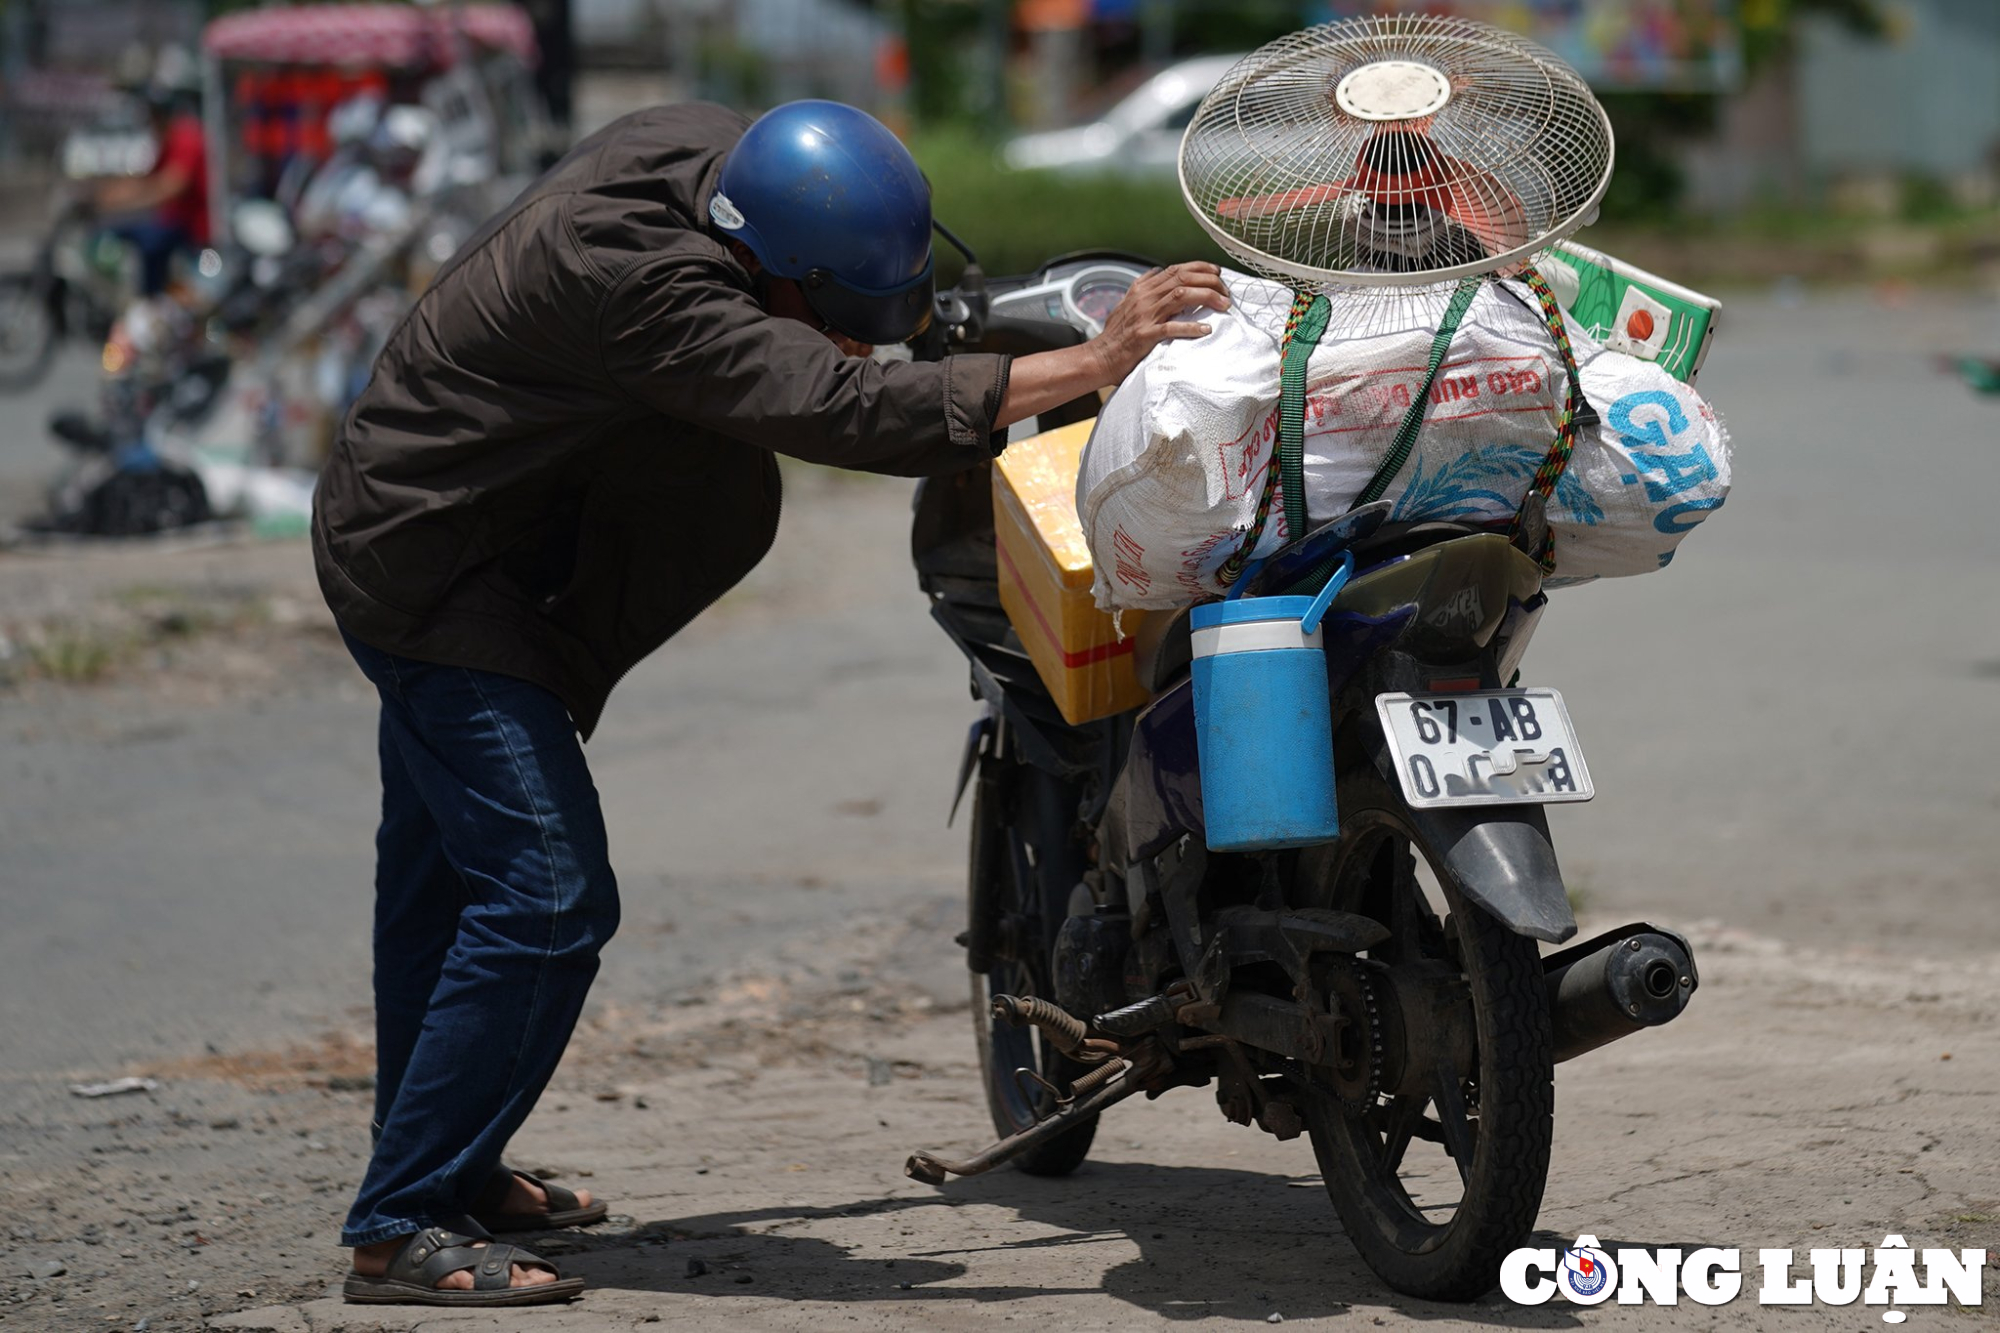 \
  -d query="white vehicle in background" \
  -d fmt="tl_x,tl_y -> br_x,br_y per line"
1001,54 -> 1241,176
